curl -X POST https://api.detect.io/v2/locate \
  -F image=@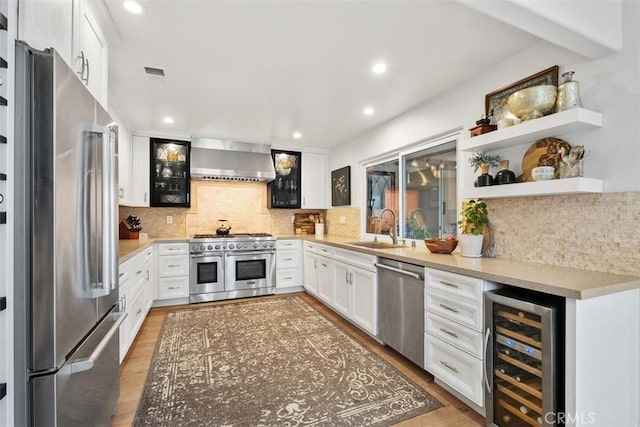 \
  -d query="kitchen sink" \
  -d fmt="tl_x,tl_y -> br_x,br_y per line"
346,241 -> 405,249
